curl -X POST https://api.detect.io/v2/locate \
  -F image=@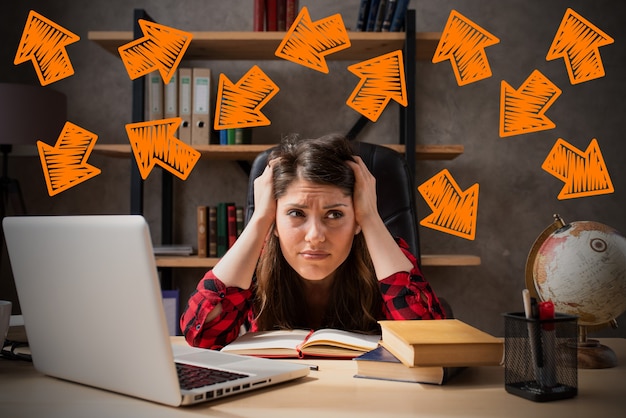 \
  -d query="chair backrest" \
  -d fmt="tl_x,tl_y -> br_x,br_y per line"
245,142 -> 421,261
